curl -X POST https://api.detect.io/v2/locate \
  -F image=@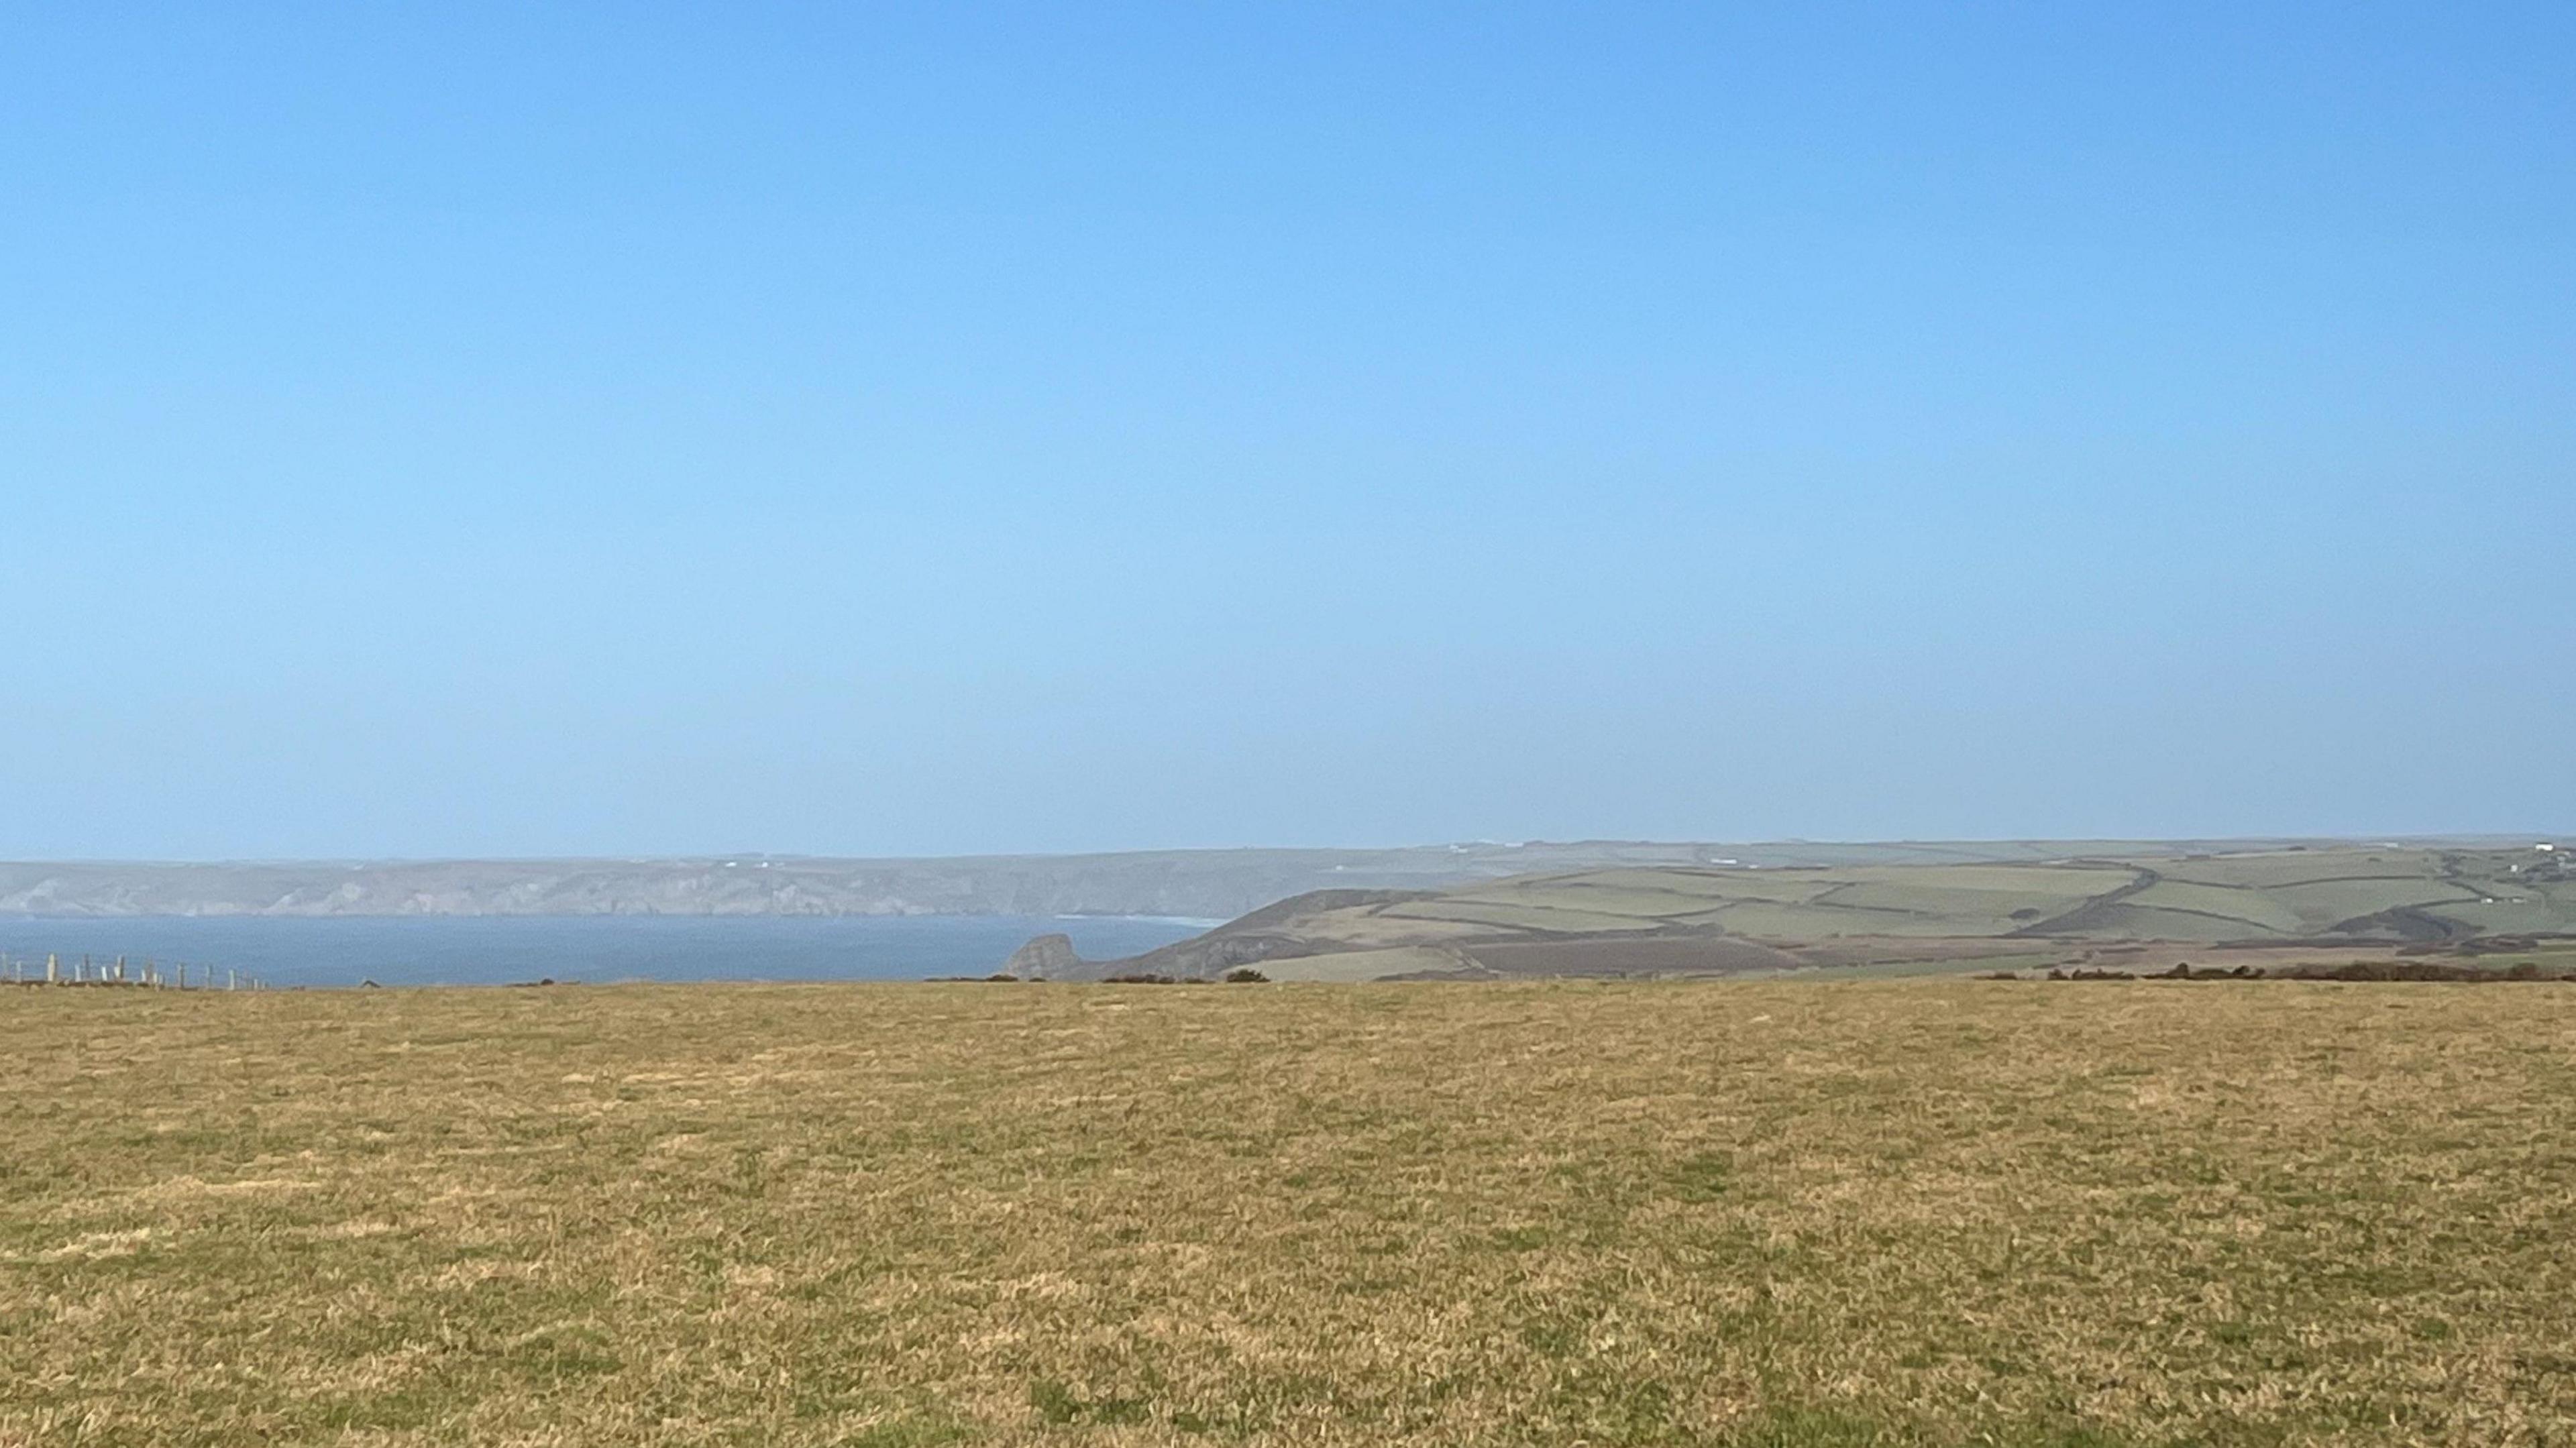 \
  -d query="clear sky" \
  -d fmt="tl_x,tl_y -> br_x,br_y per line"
5,3 -> 2569,858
